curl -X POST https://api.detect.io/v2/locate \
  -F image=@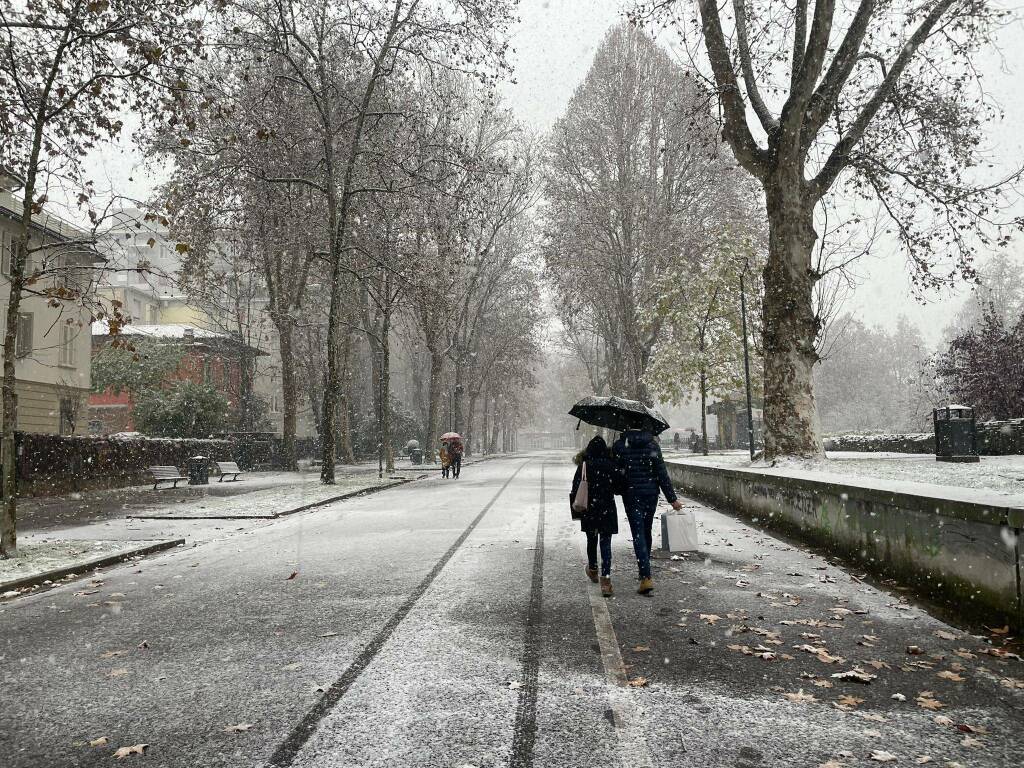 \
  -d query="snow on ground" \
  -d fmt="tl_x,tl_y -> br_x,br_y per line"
0,539 -> 141,589
129,474 -> 399,519
668,449 -> 1024,499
